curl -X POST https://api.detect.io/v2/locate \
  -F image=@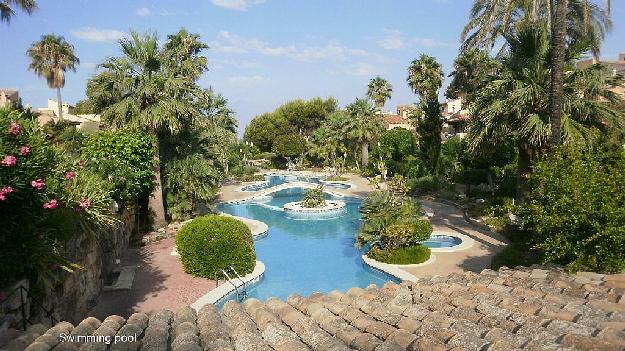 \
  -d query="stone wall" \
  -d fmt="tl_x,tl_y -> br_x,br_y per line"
0,209 -> 135,327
